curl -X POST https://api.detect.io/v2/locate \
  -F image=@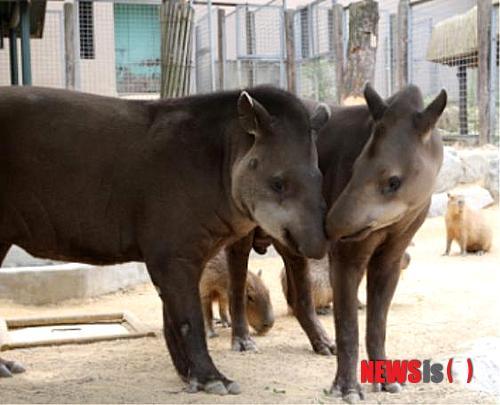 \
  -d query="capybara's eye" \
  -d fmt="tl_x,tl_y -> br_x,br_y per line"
382,176 -> 402,195
247,294 -> 255,302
